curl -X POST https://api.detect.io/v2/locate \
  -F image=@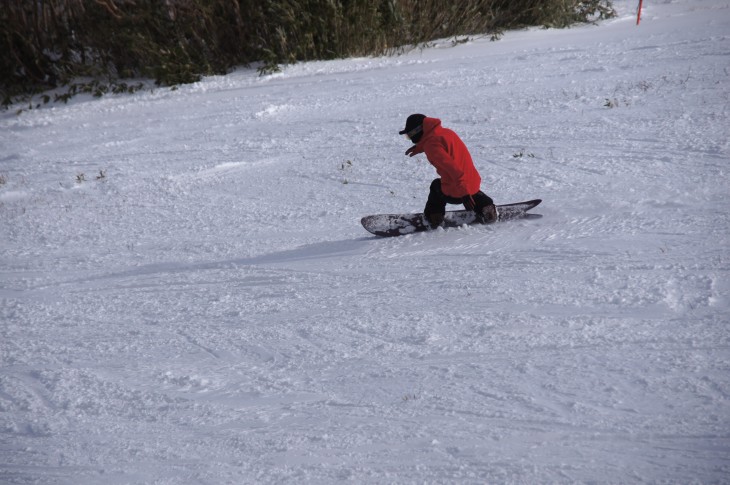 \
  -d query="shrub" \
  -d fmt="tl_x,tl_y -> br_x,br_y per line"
0,0 -> 615,108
